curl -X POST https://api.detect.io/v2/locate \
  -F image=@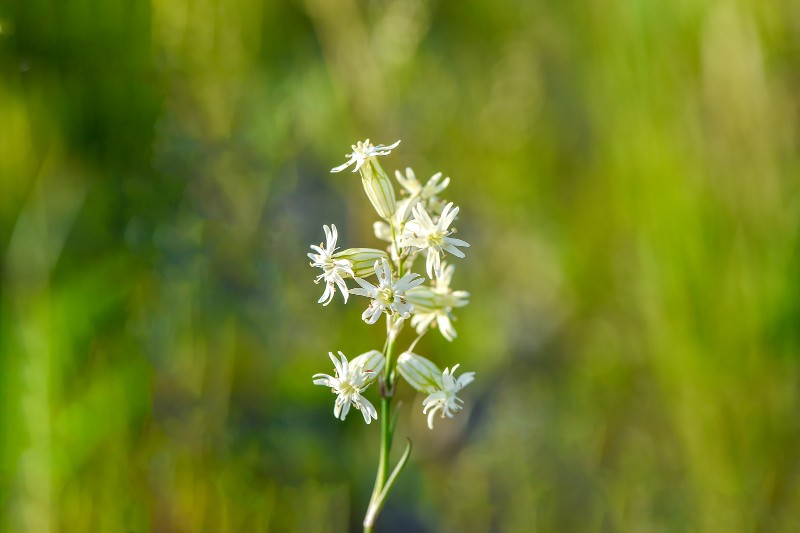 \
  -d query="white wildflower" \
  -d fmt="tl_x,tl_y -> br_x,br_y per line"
400,202 -> 470,278
409,263 -> 470,341
308,224 -> 354,305
349,258 -> 425,324
313,351 -> 380,424
395,168 -> 450,201
411,311 -> 457,342
422,364 -> 475,430
393,168 -> 450,223
330,139 -> 401,173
